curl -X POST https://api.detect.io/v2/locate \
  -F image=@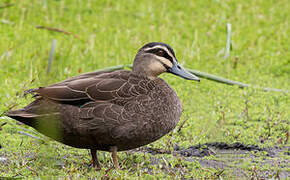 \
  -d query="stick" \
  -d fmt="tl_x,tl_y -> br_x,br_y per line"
47,39 -> 57,74
36,26 -> 80,39
0,3 -> 14,9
